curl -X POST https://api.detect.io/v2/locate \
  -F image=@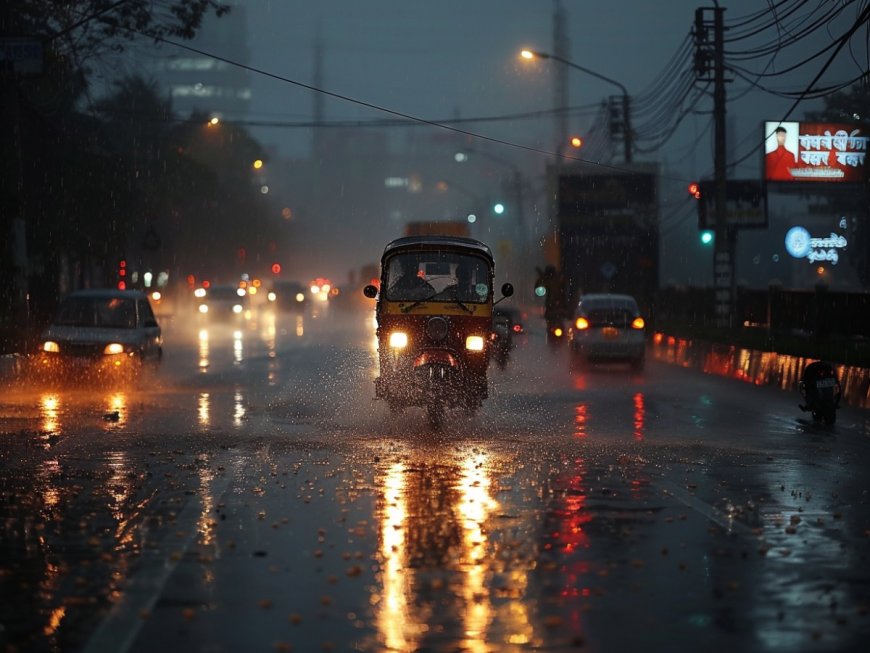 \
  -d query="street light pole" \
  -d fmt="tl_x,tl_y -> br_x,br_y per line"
521,49 -> 633,163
